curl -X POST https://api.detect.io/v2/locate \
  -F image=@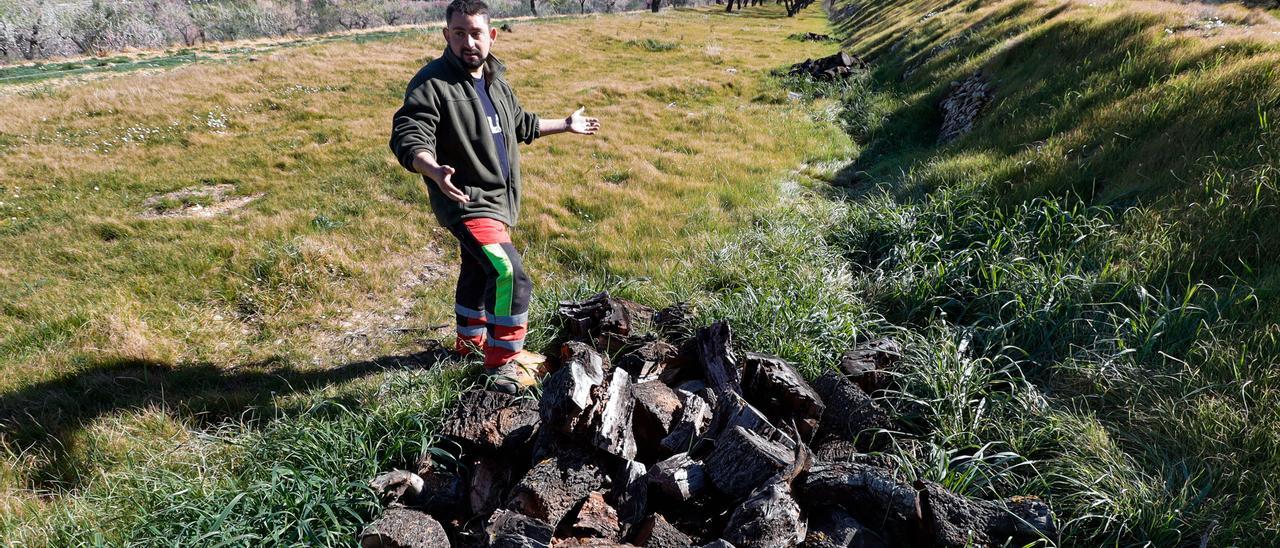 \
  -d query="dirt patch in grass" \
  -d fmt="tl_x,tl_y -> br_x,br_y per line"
139,184 -> 262,219
316,242 -> 454,362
